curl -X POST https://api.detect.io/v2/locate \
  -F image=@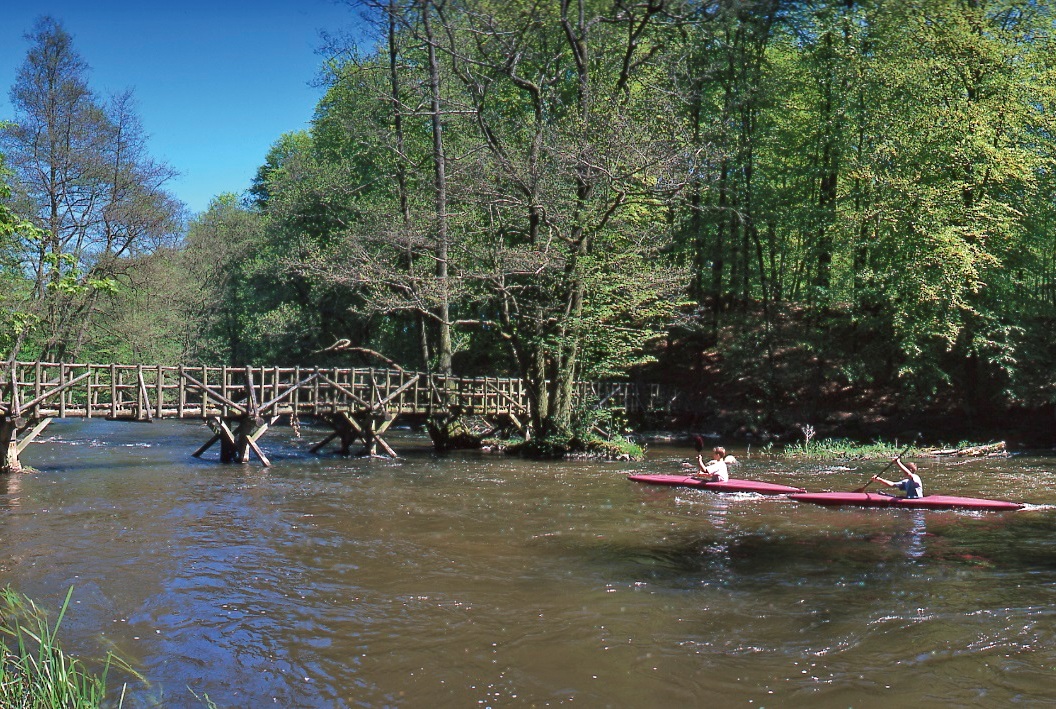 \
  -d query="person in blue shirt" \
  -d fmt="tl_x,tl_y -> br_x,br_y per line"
872,459 -> 923,498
